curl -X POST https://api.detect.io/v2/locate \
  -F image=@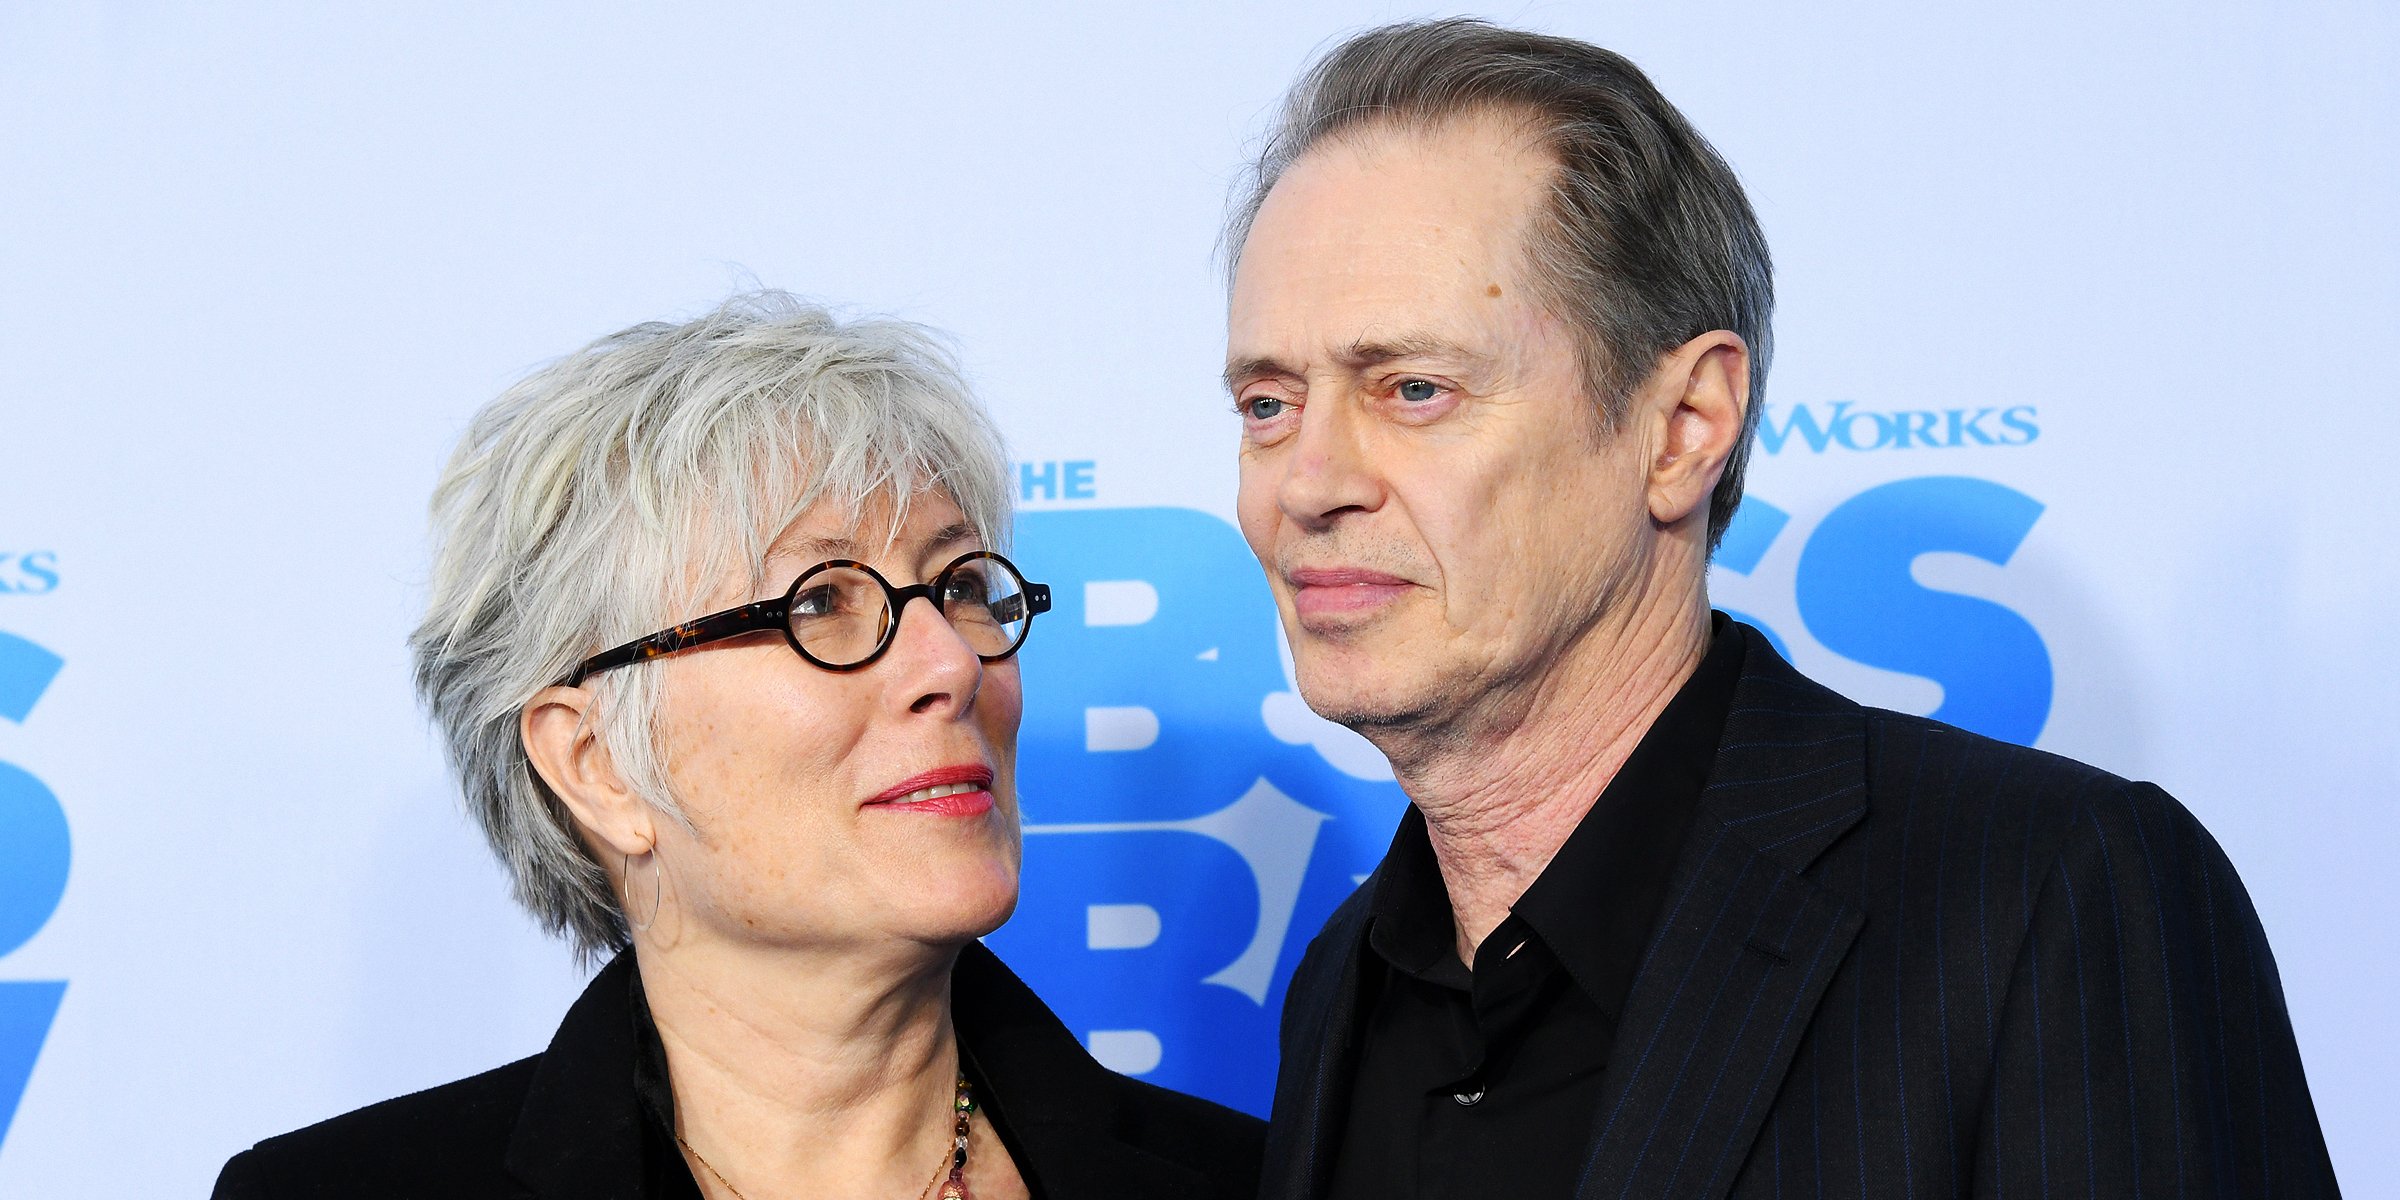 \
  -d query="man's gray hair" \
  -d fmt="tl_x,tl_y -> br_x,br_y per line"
410,291 -> 1011,958
1227,18 -> 1774,548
